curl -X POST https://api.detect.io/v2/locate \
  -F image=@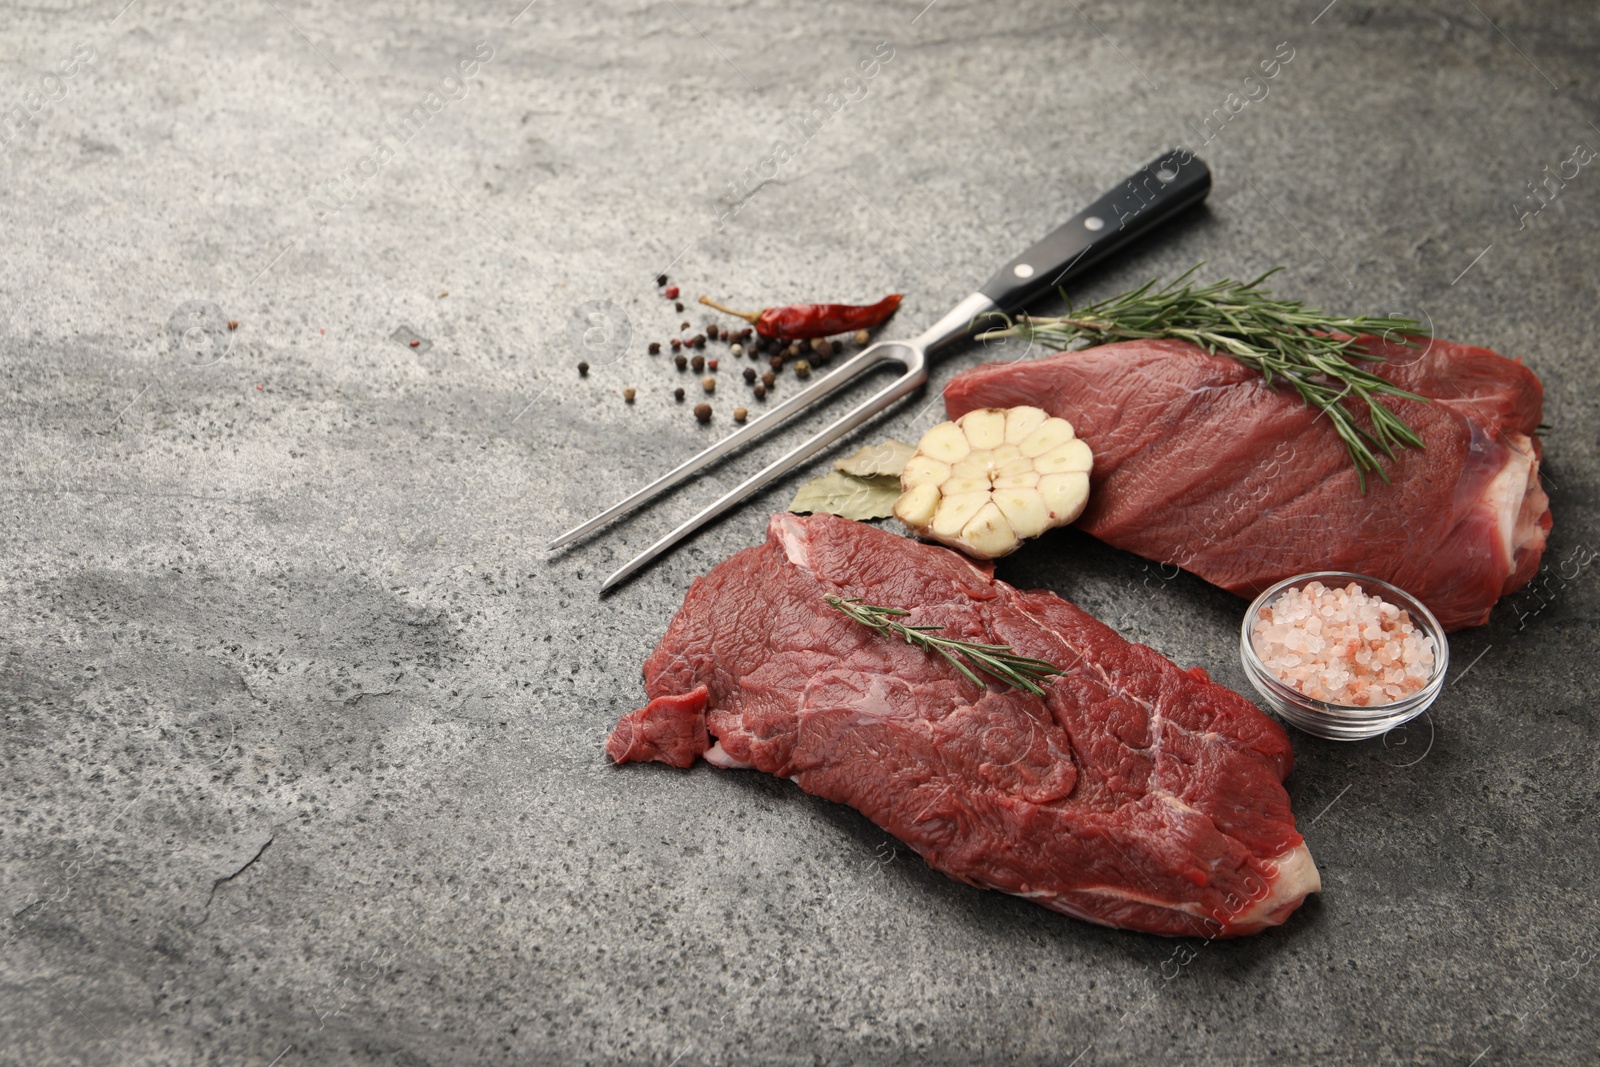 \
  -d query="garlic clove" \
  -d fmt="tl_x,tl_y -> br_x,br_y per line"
1018,417 -> 1076,458
986,443 -> 1022,467
1004,406 -> 1050,444
901,455 -> 951,488
939,475 -> 991,497
993,489 -> 1051,539
930,491 -> 989,537
894,482 -> 941,527
1039,471 -> 1090,521
960,408 -> 1007,450
1035,438 -> 1094,474
949,456 -> 992,481
960,501 -> 1016,557
992,470 -> 1040,490
919,422 -> 971,464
